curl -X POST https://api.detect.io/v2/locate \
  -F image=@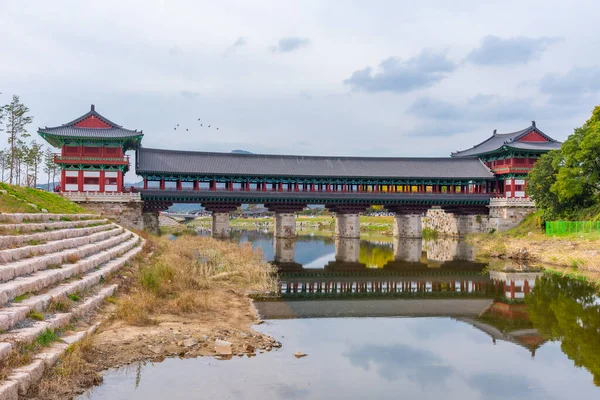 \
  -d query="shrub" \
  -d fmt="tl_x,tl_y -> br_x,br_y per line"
36,329 -> 59,347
